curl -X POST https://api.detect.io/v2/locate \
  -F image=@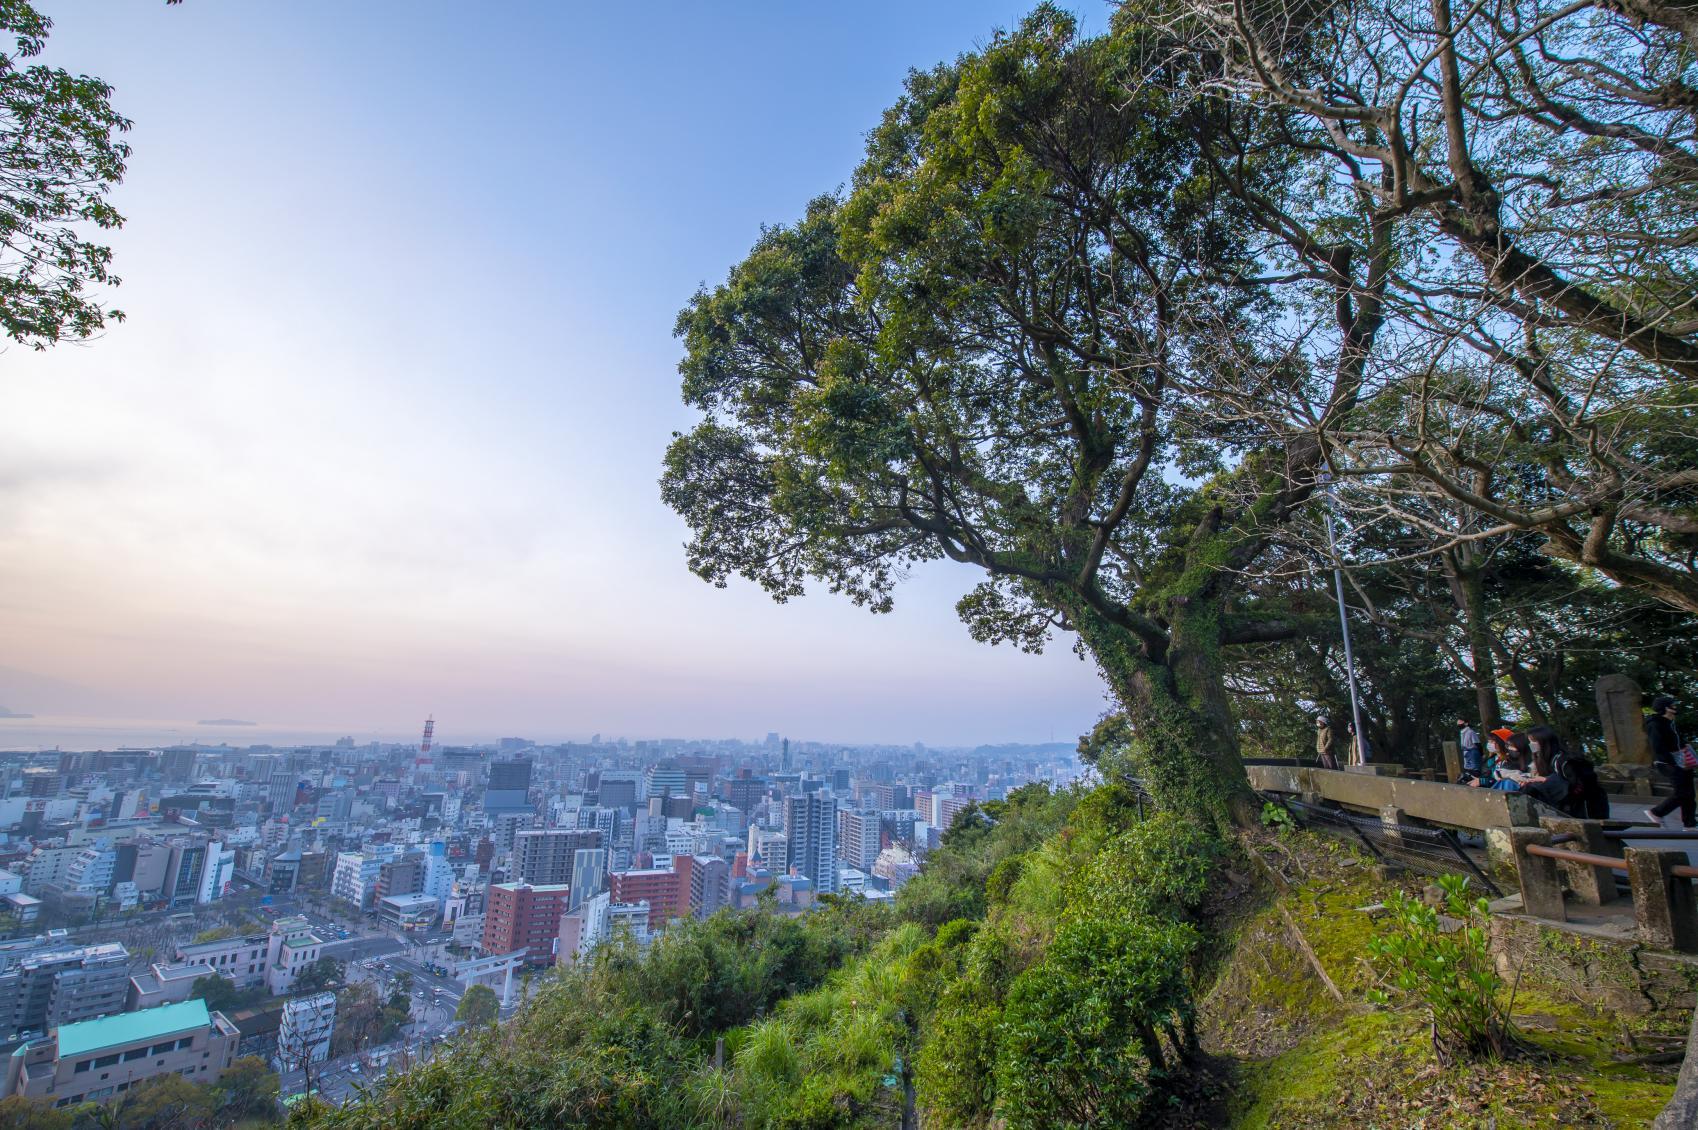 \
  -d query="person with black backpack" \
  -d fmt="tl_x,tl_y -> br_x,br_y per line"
1645,696 -> 1697,830
1525,724 -> 1608,818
